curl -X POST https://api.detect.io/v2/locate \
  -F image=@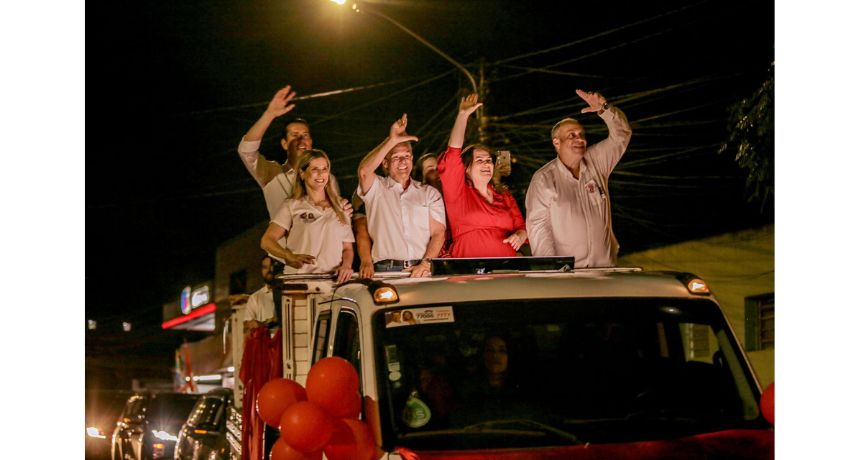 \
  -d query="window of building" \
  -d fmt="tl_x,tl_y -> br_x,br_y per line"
744,293 -> 775,351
